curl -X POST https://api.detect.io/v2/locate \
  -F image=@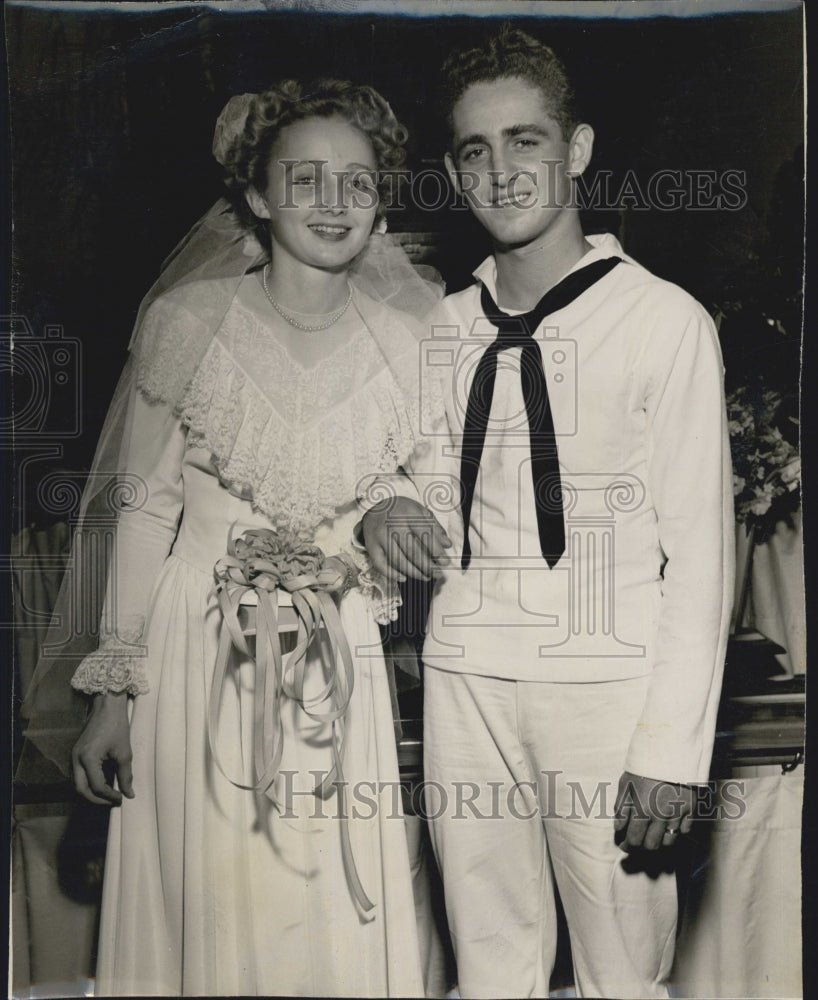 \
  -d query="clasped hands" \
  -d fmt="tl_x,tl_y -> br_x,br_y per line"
363,496 -> 695,851
362,495 -> 453,581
